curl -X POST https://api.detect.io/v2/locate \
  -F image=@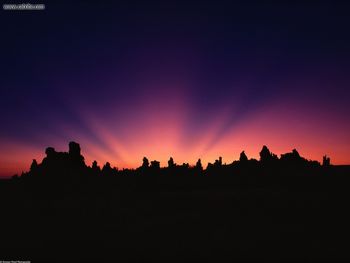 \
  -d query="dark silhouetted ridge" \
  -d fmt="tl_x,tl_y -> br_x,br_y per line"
13,141 -> 348,180
3,141 -> 350,261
